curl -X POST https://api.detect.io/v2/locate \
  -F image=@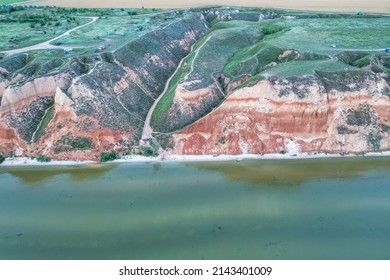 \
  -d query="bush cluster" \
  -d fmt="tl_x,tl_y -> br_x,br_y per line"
37,154 -> 51,162
100,152 -> 118,162
70,137 -> 93,150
